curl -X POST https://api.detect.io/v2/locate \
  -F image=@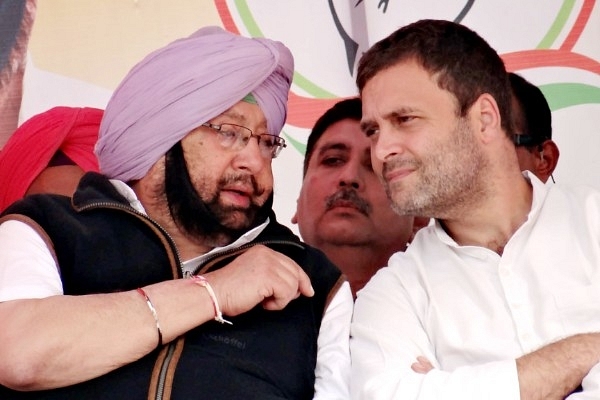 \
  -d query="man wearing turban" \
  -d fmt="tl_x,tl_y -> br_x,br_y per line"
0,27 -> 351,399
0,106 -> 102,212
